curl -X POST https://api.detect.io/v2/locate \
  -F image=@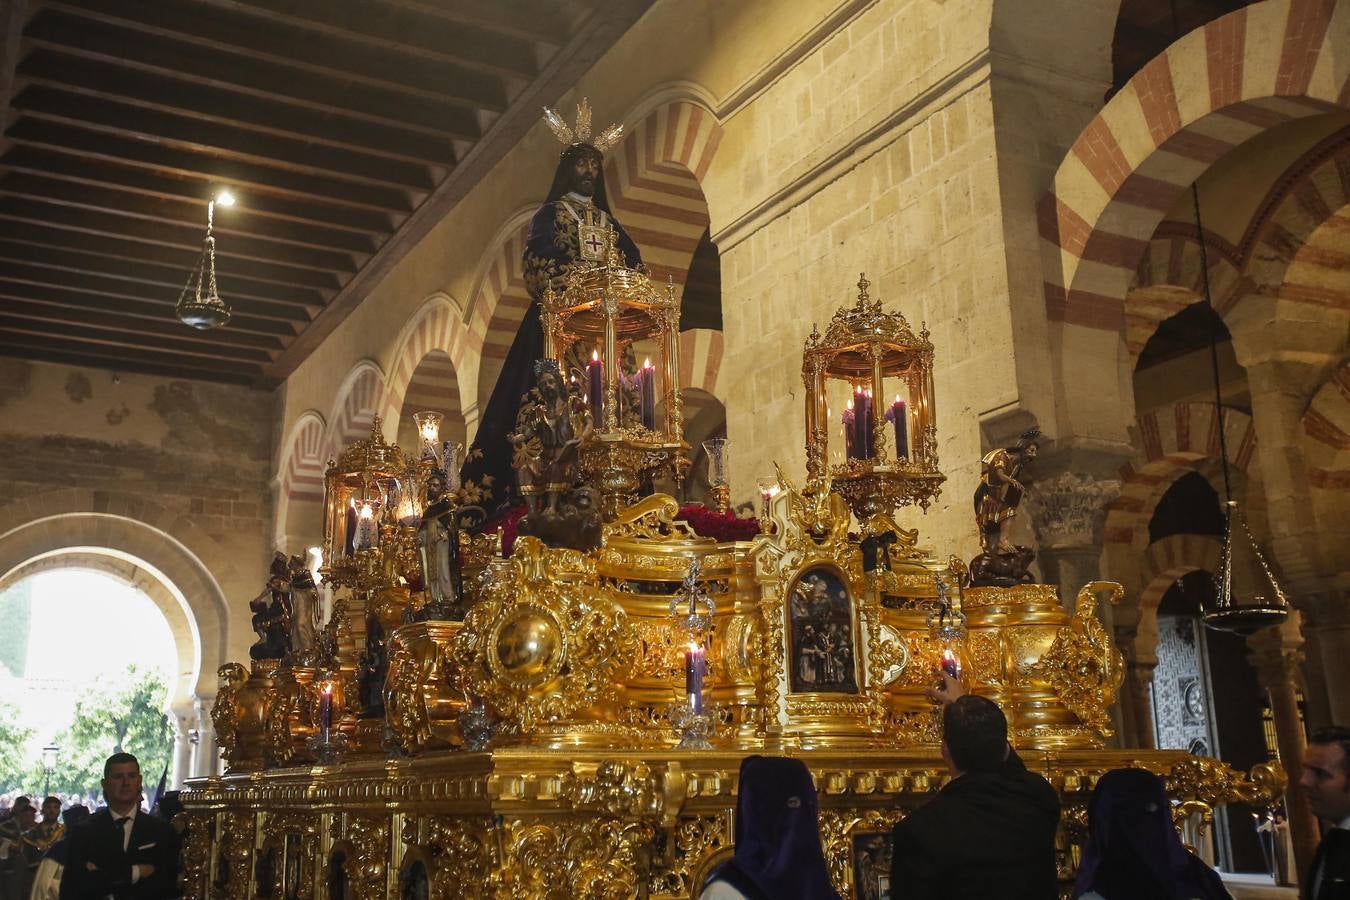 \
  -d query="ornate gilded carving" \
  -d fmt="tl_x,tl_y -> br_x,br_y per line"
451,537 -> 633,735
491,818 -> 656,899
422,816 -> 496,898
332,815 -> 388,900
217,811 -> 254,900
1029,582 -> 1125,738
261,811 -> 319,900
